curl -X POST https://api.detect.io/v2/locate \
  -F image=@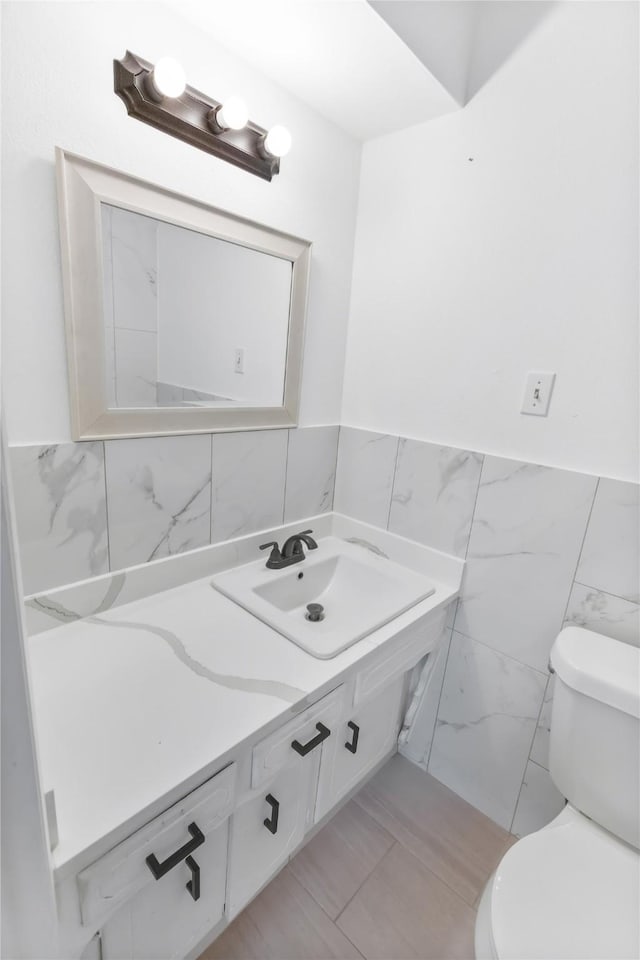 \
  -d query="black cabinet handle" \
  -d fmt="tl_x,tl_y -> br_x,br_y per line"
291,722 -> 331,756
345,721 -> 360,754
185,855 -> 200,901
146,822 -> 205,880
264,793 -> 280,835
